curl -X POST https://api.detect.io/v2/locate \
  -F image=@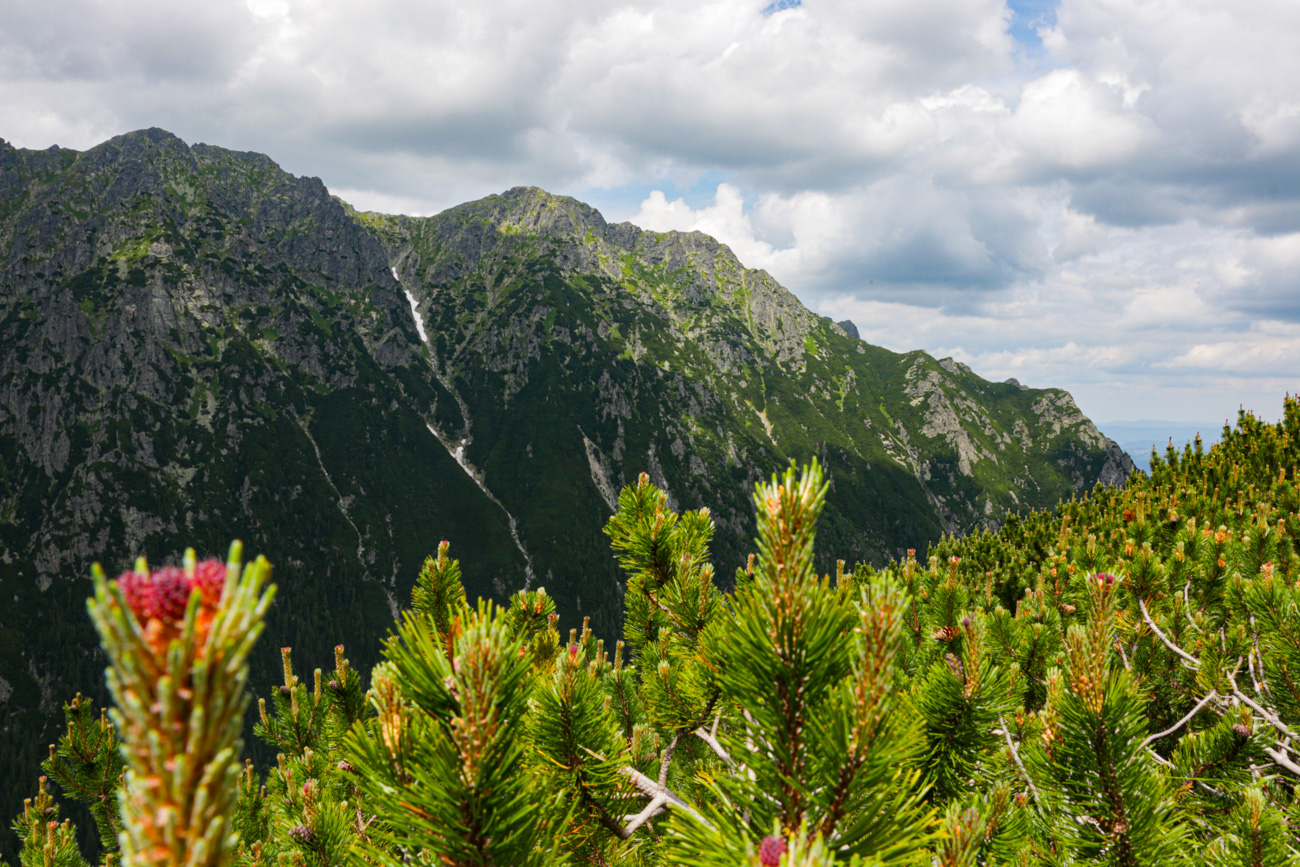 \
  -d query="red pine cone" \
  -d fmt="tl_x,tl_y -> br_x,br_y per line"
759,835 -> 786,867
192,559 -> 228,606
115,563 -> 225,626
116,571 -> 154,620
117,567 -> 192,622
150,567 -> 193,621
112,559 -> 234,657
